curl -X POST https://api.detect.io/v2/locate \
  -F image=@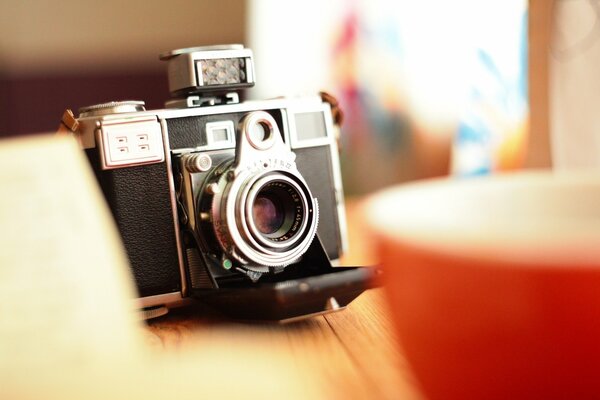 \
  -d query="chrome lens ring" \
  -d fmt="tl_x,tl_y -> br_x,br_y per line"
242,173 -> 311,250
218,169 -> 319,267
